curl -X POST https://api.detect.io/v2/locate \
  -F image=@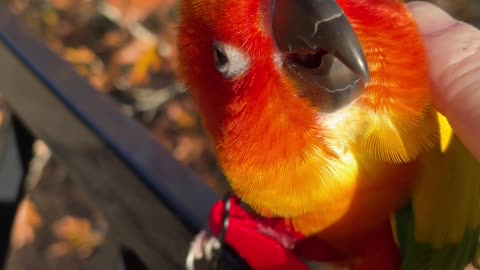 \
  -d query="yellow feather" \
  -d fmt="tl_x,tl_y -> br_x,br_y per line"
413,112 -> 480,248
437,113 -> 454,153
